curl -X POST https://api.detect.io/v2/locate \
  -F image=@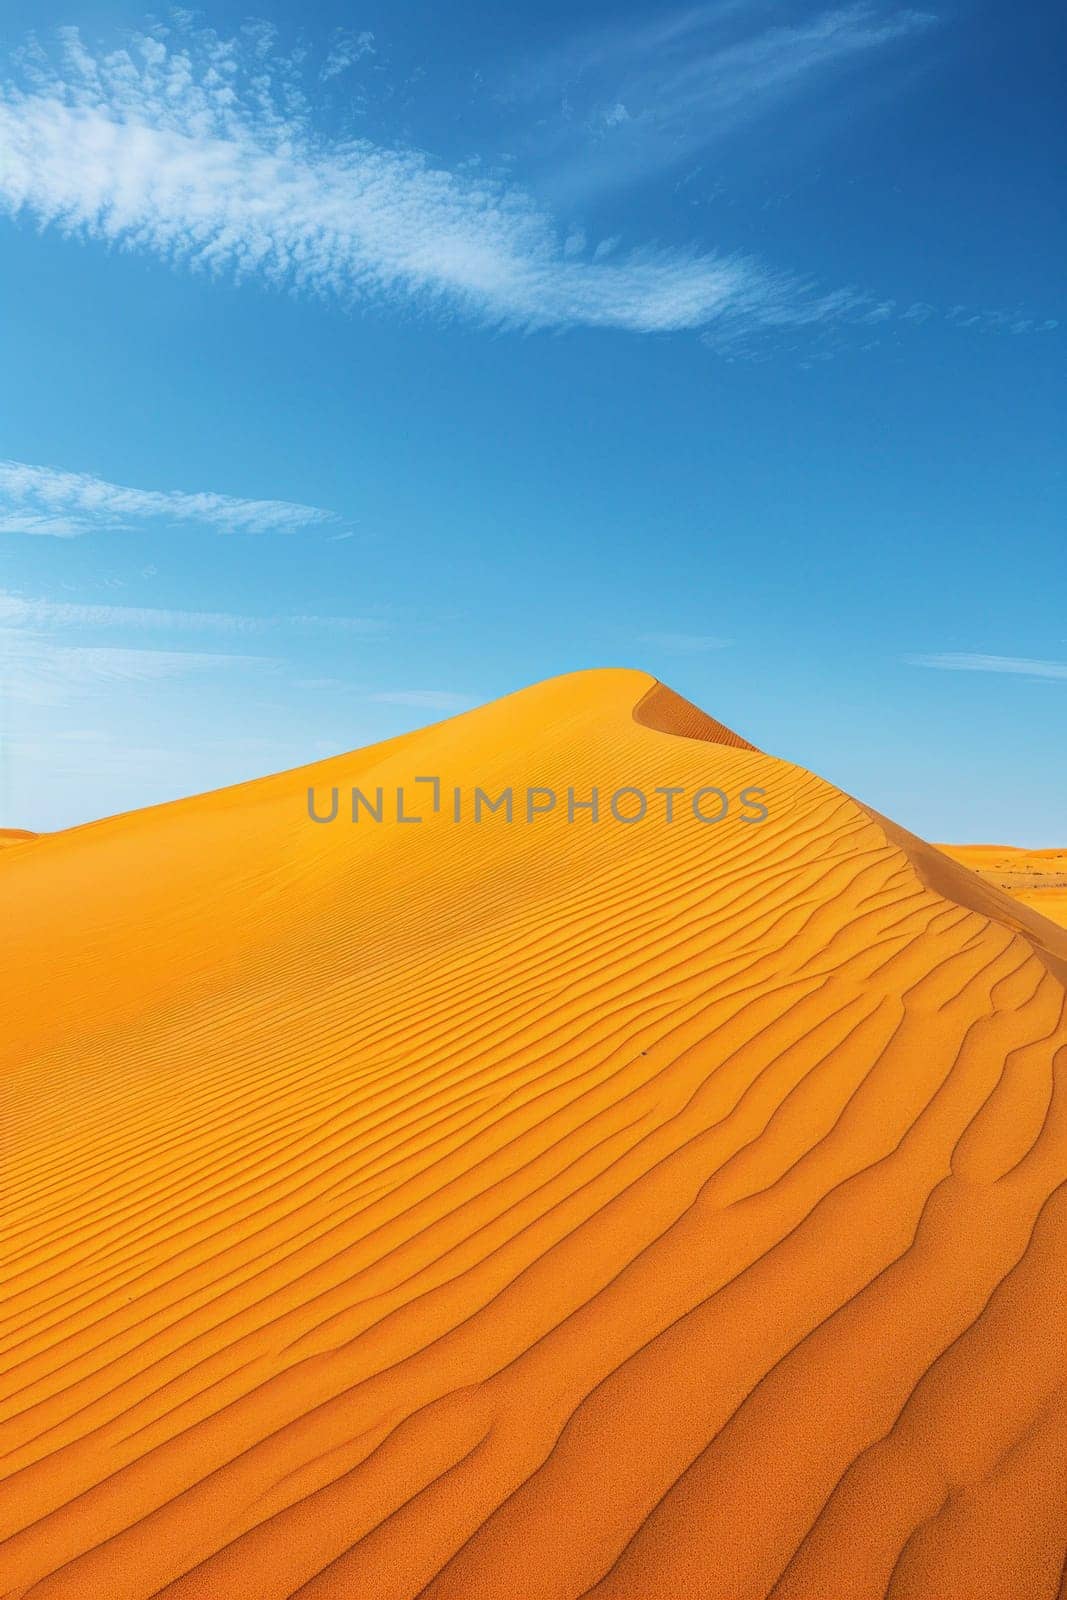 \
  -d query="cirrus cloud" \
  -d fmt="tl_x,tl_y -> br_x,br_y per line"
0,459 -> 340,538
904,652 -> 1067,681
0,21 -> 858,339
